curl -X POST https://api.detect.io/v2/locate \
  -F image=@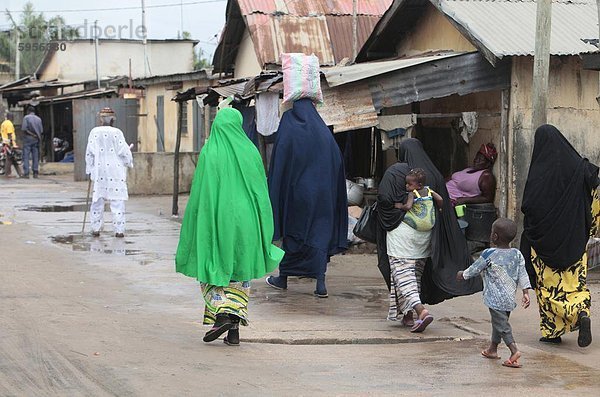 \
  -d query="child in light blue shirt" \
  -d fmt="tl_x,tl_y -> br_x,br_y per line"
457,218 -> 531,368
